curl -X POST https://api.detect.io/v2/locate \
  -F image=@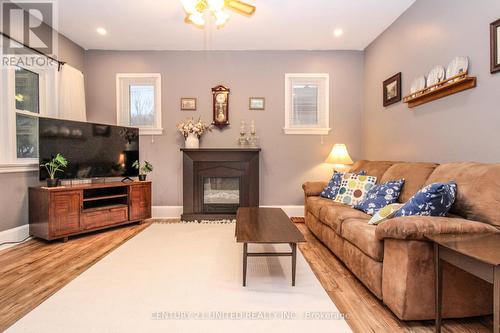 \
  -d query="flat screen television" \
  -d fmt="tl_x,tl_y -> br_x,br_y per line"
39,117 -> 140,180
